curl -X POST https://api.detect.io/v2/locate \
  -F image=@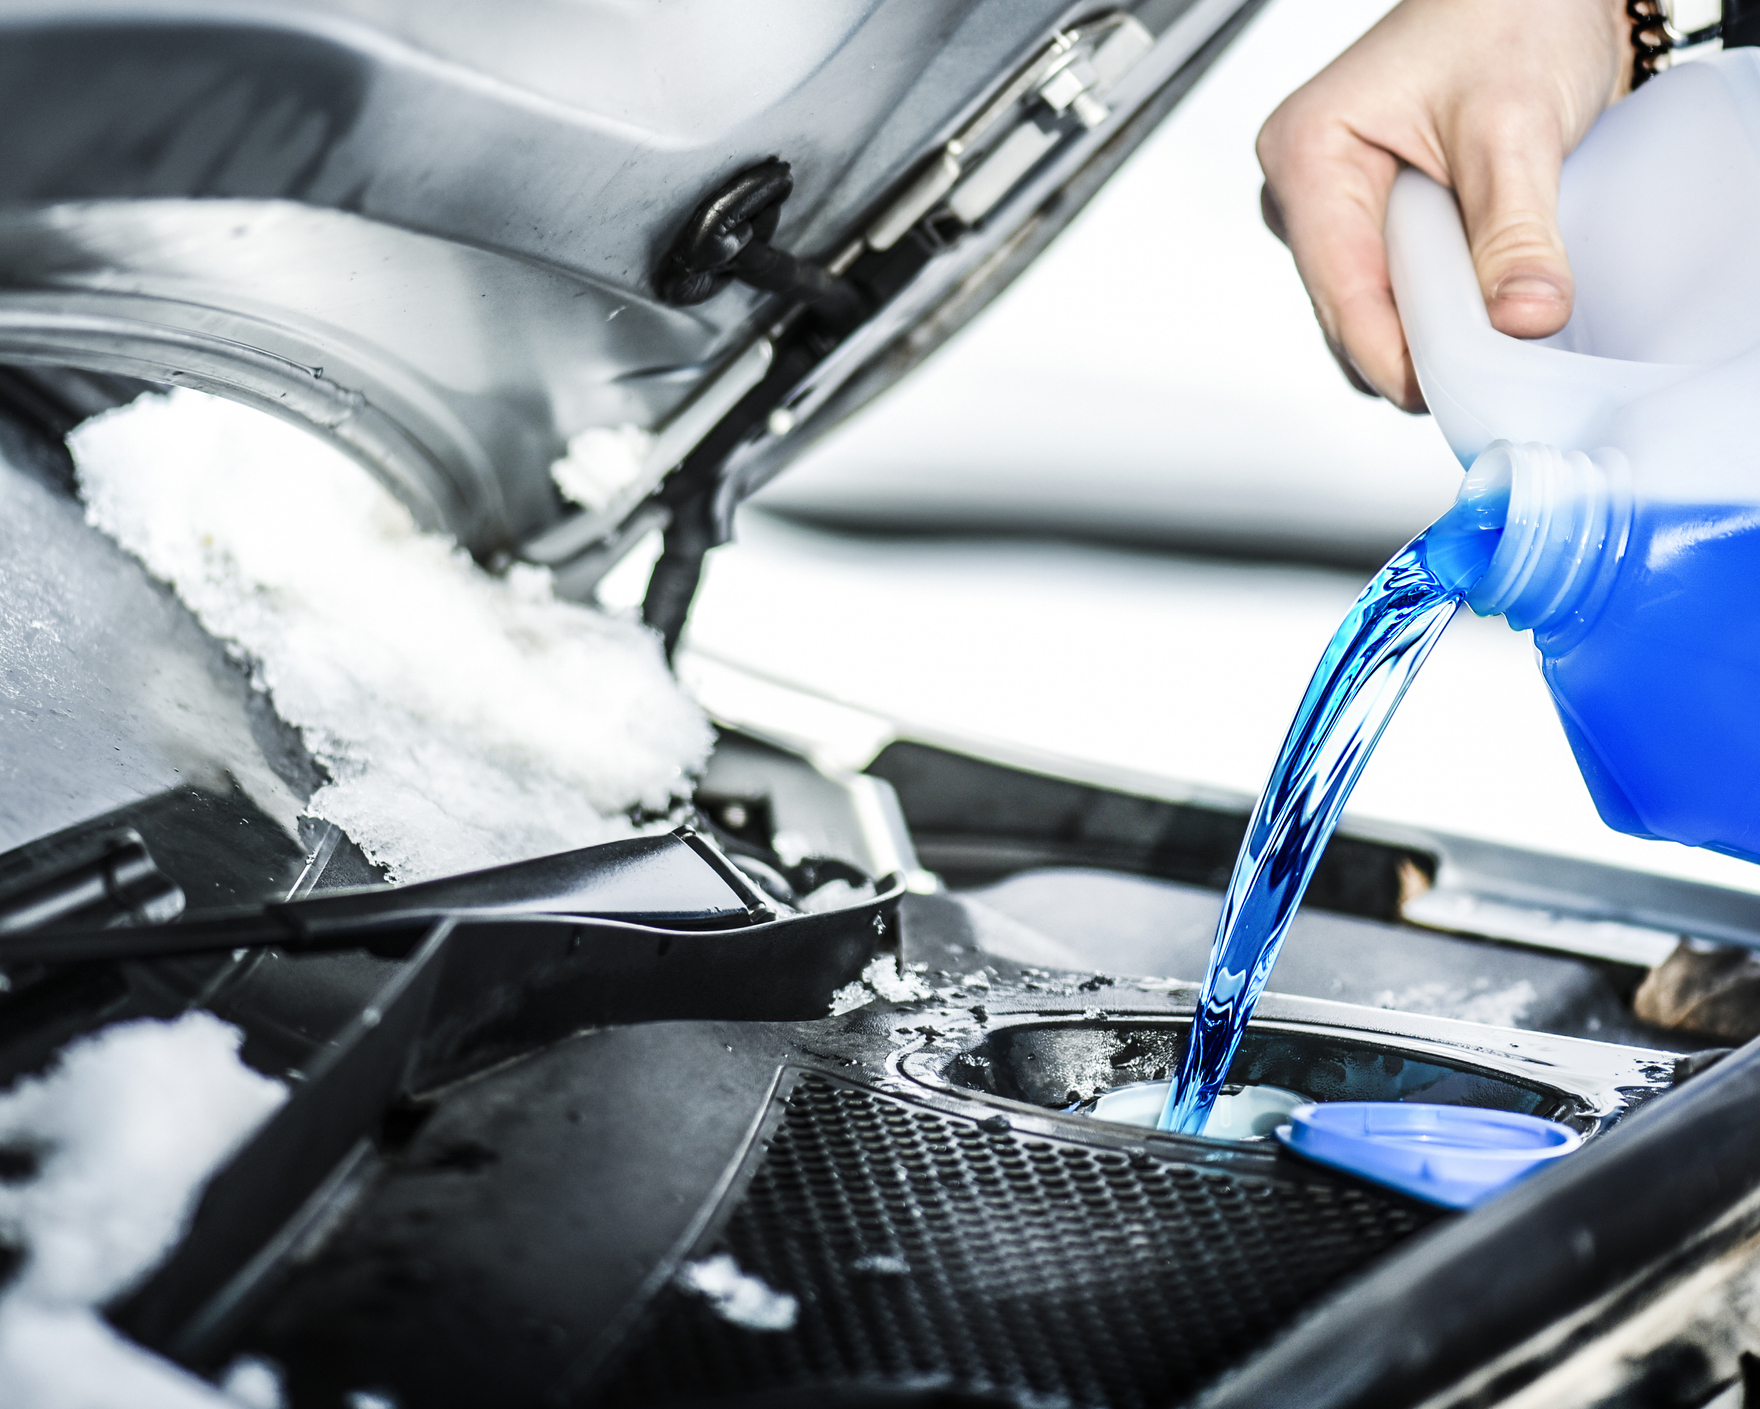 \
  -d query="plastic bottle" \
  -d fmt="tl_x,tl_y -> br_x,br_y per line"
1385,50 -> 1760,862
